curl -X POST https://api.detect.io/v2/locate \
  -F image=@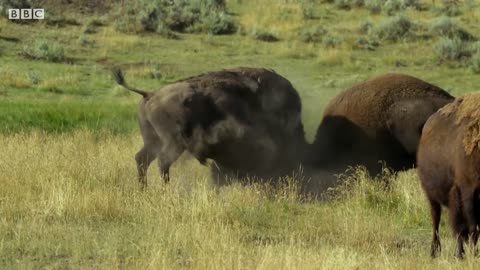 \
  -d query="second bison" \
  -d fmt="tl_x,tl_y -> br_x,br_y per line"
308,73 -> 454,175
113,67 -> 307,188
417,92 -> 480,258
